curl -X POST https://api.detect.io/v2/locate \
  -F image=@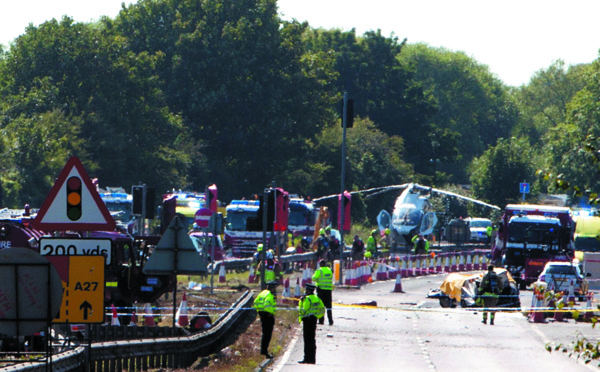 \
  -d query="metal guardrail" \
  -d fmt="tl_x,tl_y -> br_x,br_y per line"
1,291 -> 256,372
